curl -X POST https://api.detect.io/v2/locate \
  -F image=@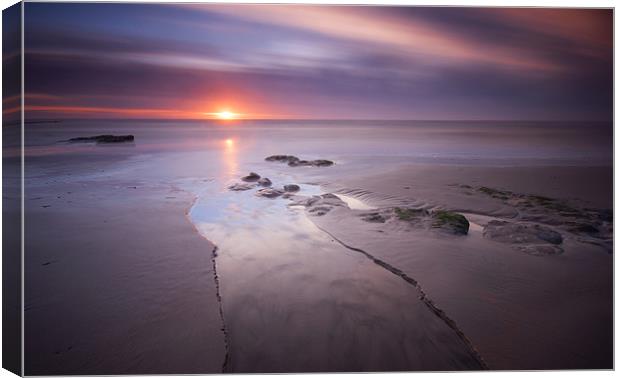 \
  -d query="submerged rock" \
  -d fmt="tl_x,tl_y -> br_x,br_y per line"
67,135 -> 134,144
283,184 -> 300,192
257,177 -> 272,187
241,172 -> 261,182
483,220 -> 563,245
431,210 -> 470,235
256,188 -> 284,198
228,183 -> 257,191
